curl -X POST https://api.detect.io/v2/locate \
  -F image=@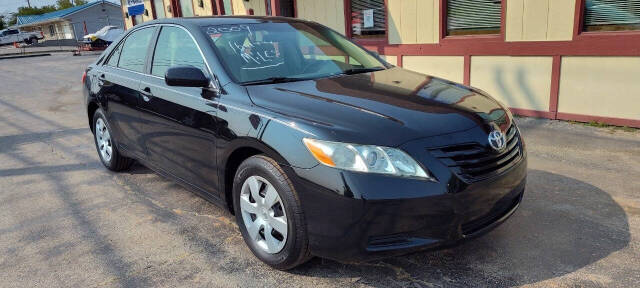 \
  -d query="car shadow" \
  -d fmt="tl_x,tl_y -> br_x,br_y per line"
288,169 -> 631,287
